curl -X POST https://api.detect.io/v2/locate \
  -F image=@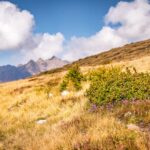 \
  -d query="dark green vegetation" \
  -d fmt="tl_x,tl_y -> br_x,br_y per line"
60,64 -> 84,91
86,67 -> 150,105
